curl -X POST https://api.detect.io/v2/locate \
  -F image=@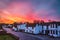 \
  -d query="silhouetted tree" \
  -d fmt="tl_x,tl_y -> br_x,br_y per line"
13,22 -> 17,27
